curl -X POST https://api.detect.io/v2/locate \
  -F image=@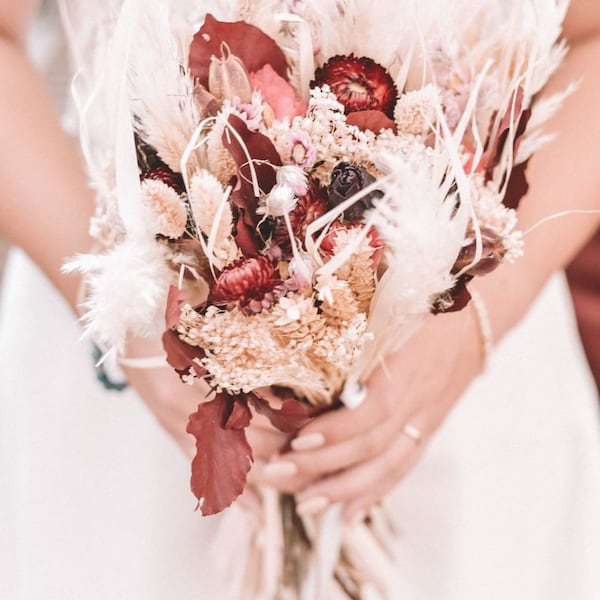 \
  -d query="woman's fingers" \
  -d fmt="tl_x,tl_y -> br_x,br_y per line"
263,408 -> 406,487
246,421 -> 289,460
295,428 -> 426,520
